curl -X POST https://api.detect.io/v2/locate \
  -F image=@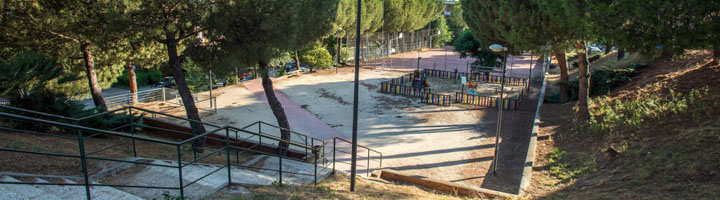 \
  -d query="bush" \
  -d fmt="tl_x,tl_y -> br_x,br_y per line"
588,87 -> 711,135
5,89 -> 137,132
558,65 -> 639,100
114,69 -> 164,88
300,43 -> 333,72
